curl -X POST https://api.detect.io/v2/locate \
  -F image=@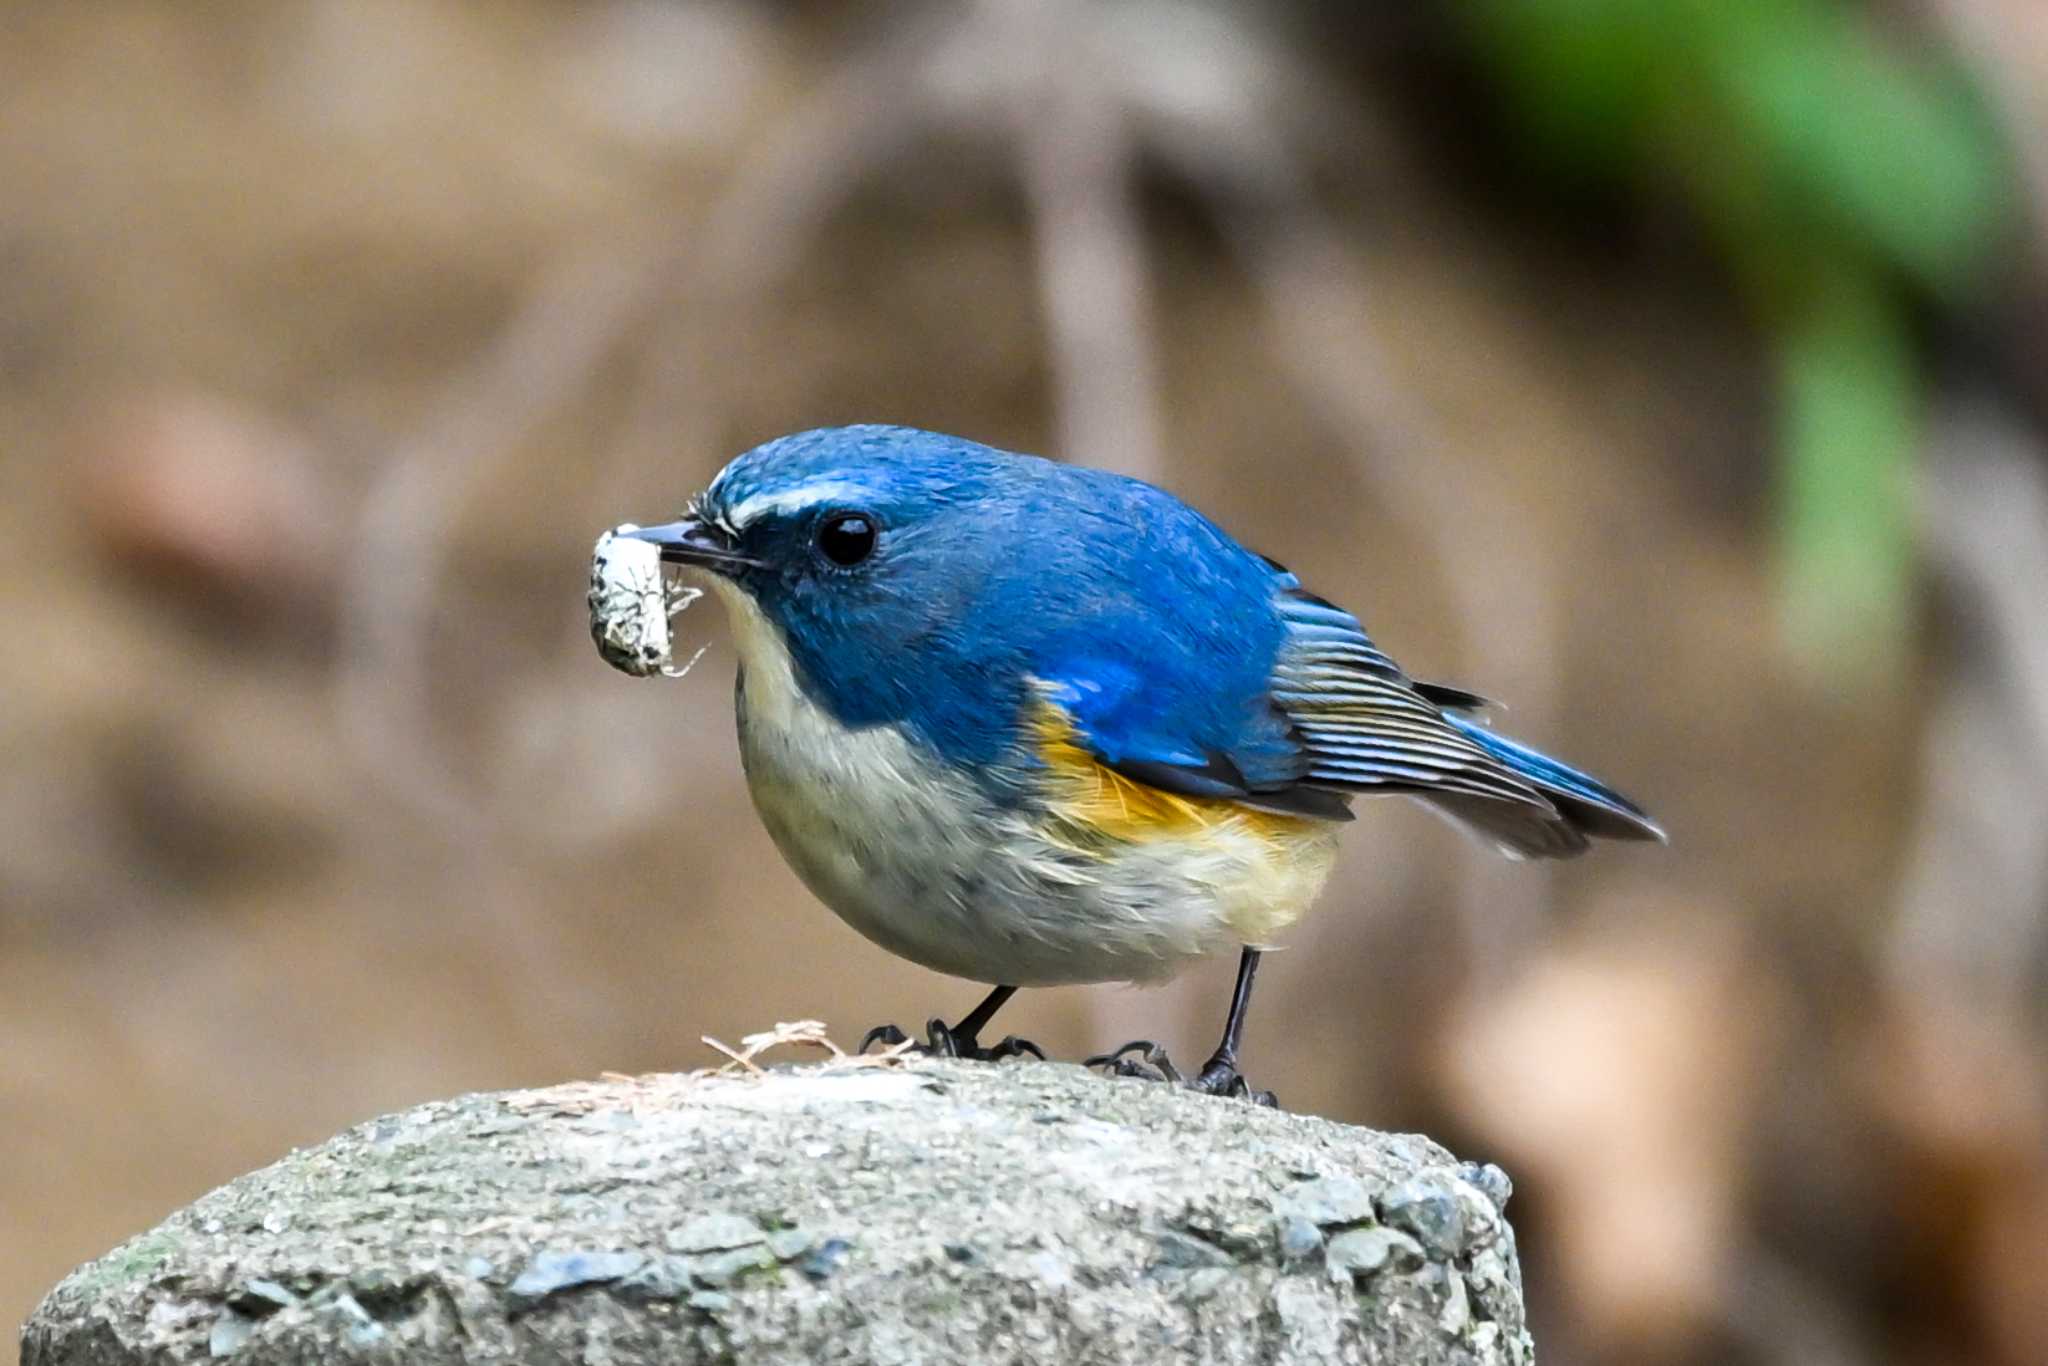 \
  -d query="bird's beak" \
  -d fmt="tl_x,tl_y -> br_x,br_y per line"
620,517 -> 760,573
